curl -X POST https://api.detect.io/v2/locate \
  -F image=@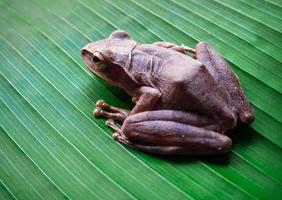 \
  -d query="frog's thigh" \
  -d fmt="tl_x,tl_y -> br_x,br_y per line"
195,42 -> 254,124
122,111 -> 232,155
